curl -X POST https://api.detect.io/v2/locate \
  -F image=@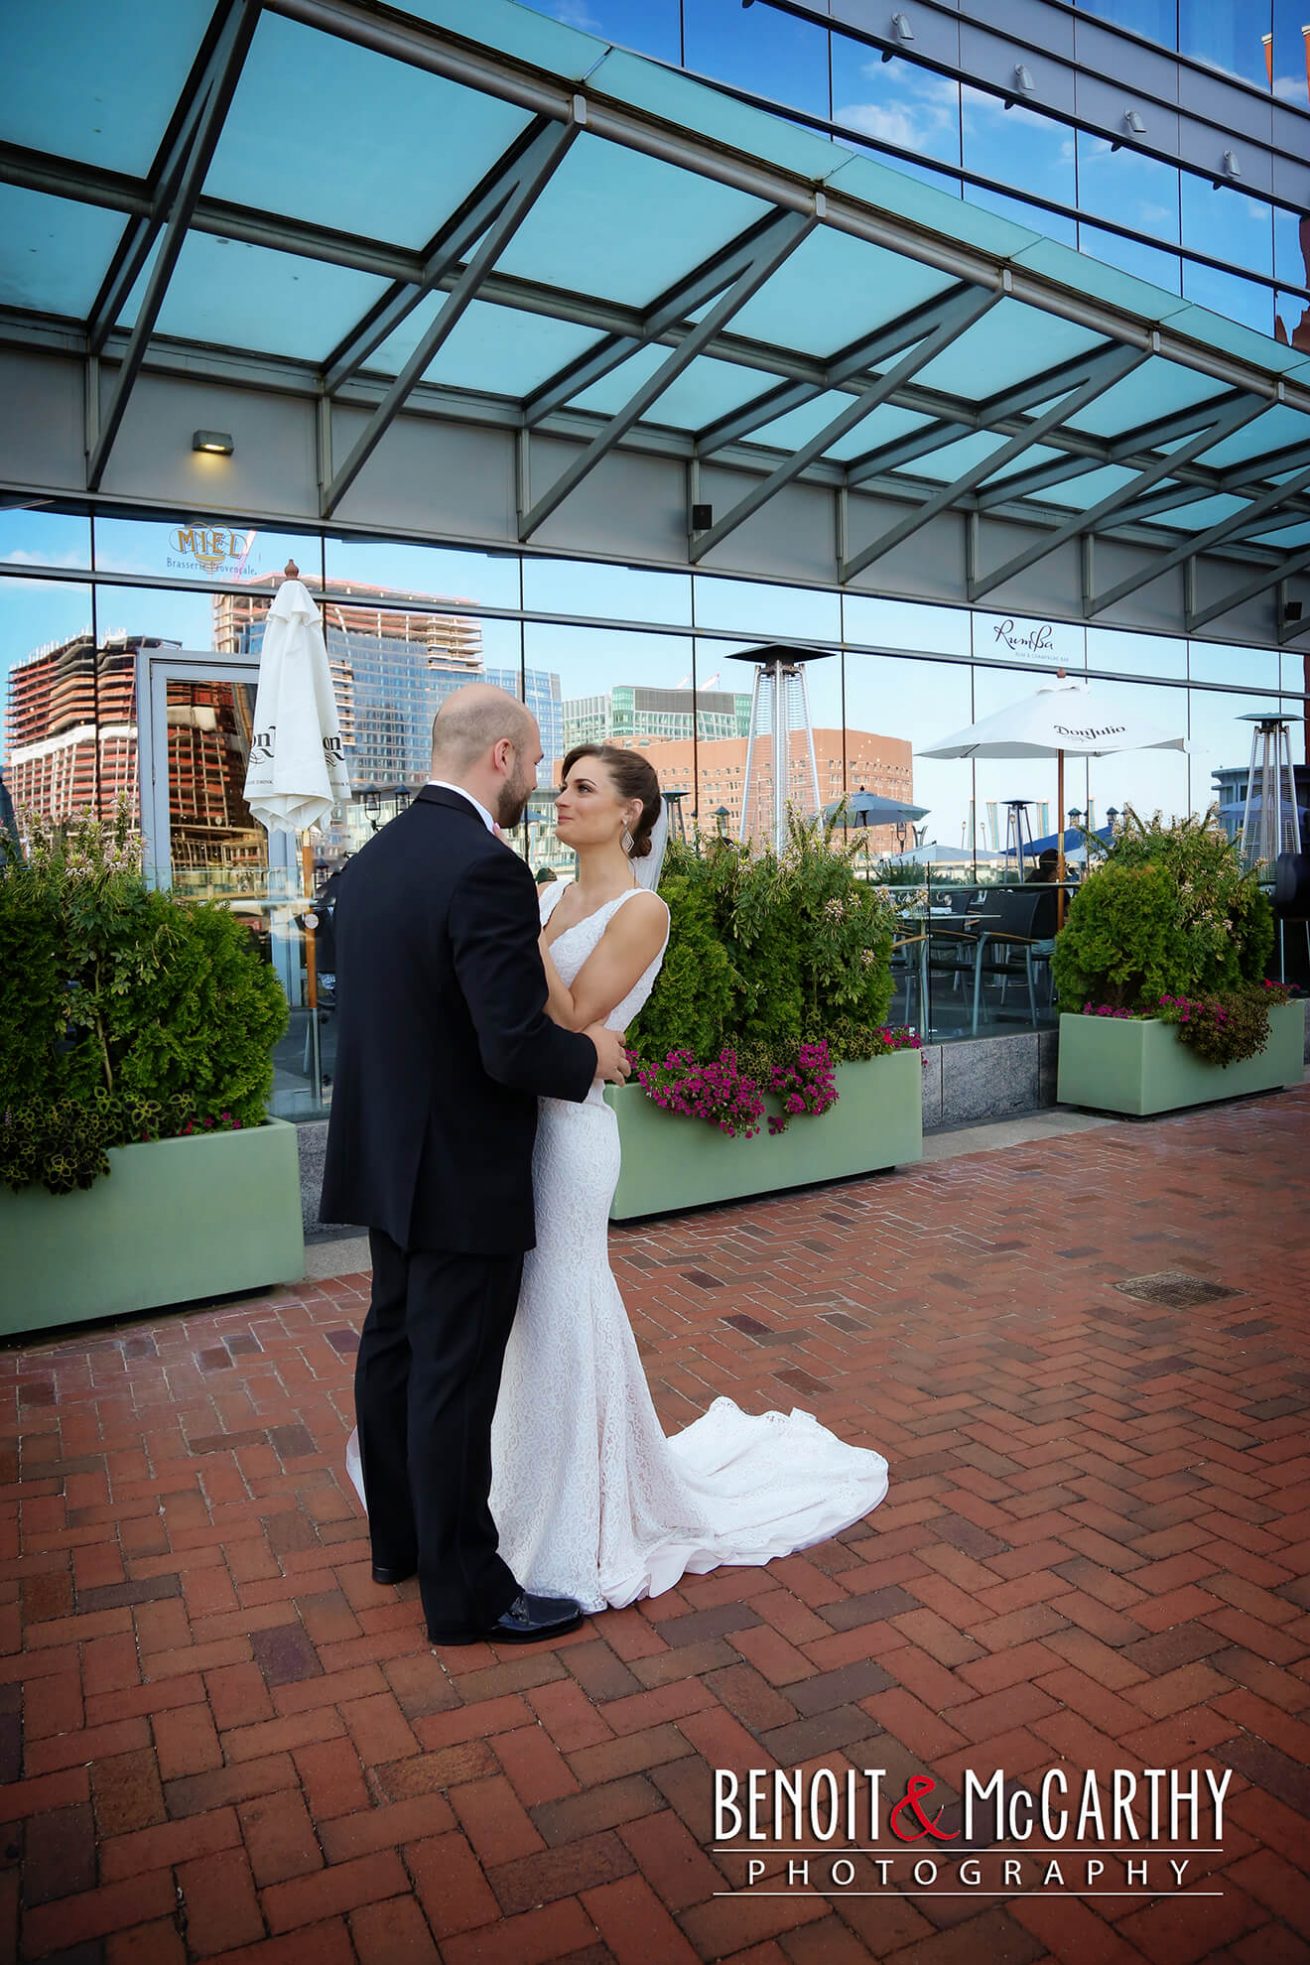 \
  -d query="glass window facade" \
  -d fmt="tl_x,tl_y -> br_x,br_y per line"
4,508 -> 1304,1098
